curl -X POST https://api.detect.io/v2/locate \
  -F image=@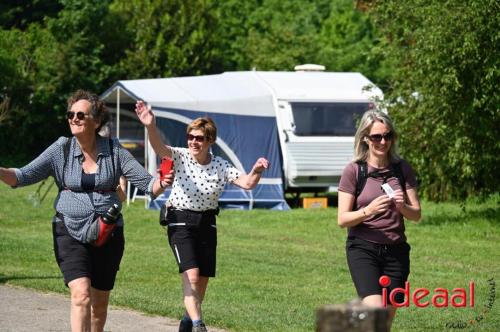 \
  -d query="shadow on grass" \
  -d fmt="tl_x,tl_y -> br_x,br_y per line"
422,206 -> 499,226
0,275 -> 61,284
